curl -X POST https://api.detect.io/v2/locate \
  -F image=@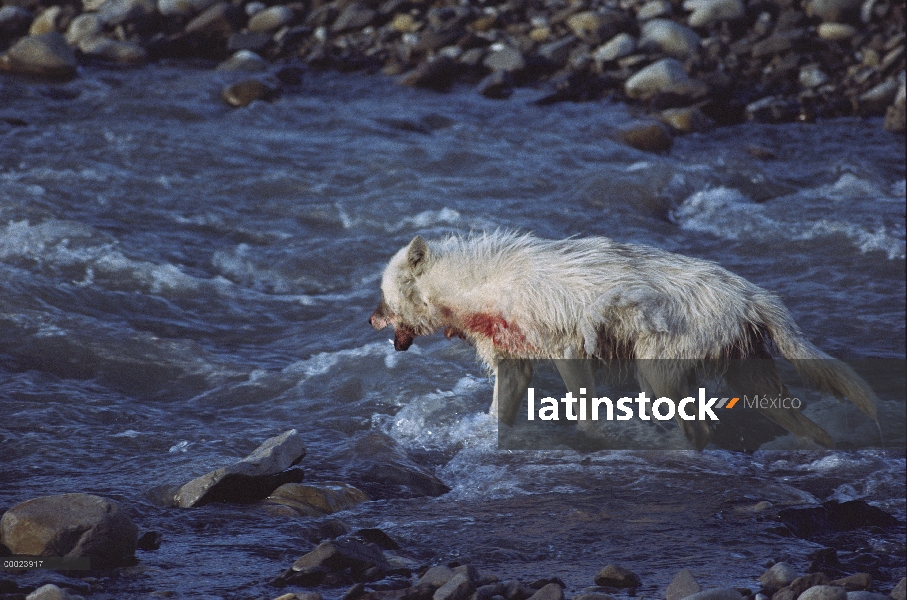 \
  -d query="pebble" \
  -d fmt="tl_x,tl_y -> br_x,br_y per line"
594,33 -> 636,63
799,587 -> 847,600
666,568 -> 702,600
216,49 -> 269,71
817,22 -> 856,40
28,6 -> 62,35
96,0 -> 157,26
624,57 -> 689,100
247,5 -> 294,33
636,0 -> 672,20
806,0 -> 862,22
483,44 -> 525,72
157,0 -> 218,17
799,65 -> 829,87
65,13 -> 103,46
594,565 -> 641,588
759,563 -> 799,594
0,32 -> 77,79
639,19 -> 701,58
683,0 -> 744,28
